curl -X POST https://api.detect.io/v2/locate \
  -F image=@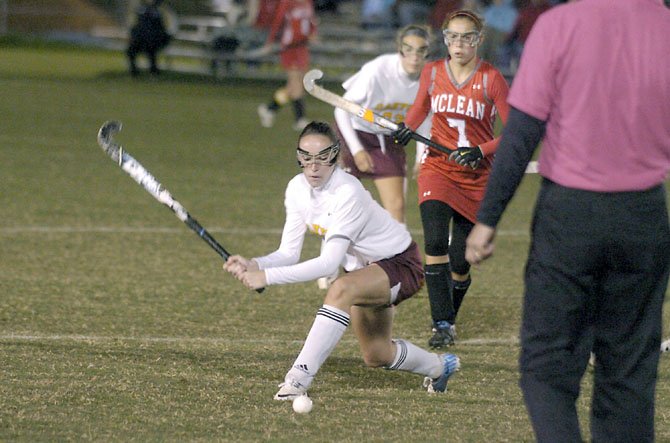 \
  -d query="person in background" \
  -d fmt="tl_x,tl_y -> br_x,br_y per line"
479,0 -> 517,68
223,121 -> 461,400
504,0 -> 551,69
466,1 -> 670,441
335,24 -> 432,224
395,0 -> 433,28
429,0 -> 462,31
126,0 -> 172,77
393,9 -> 509,349
239,0 -> 280,49
361,0 -> 396,30
257,0 -> 317,131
